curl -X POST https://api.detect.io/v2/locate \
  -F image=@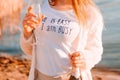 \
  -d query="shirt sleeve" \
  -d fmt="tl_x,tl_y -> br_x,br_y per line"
80,16 -> 104,70
20,32 -> 34,58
